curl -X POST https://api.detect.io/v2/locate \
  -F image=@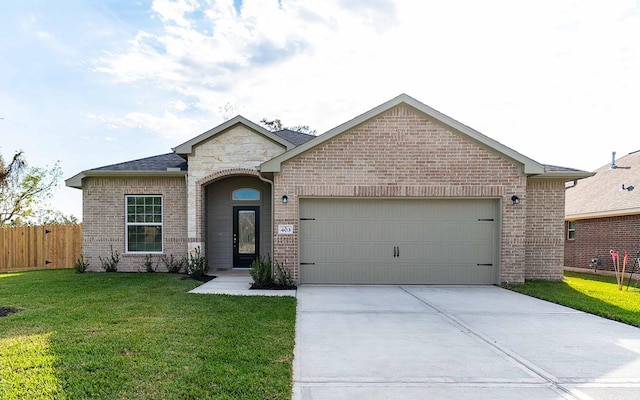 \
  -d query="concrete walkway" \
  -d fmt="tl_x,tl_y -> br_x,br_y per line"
188,271 -> 296,297
293,285 -> 640,400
